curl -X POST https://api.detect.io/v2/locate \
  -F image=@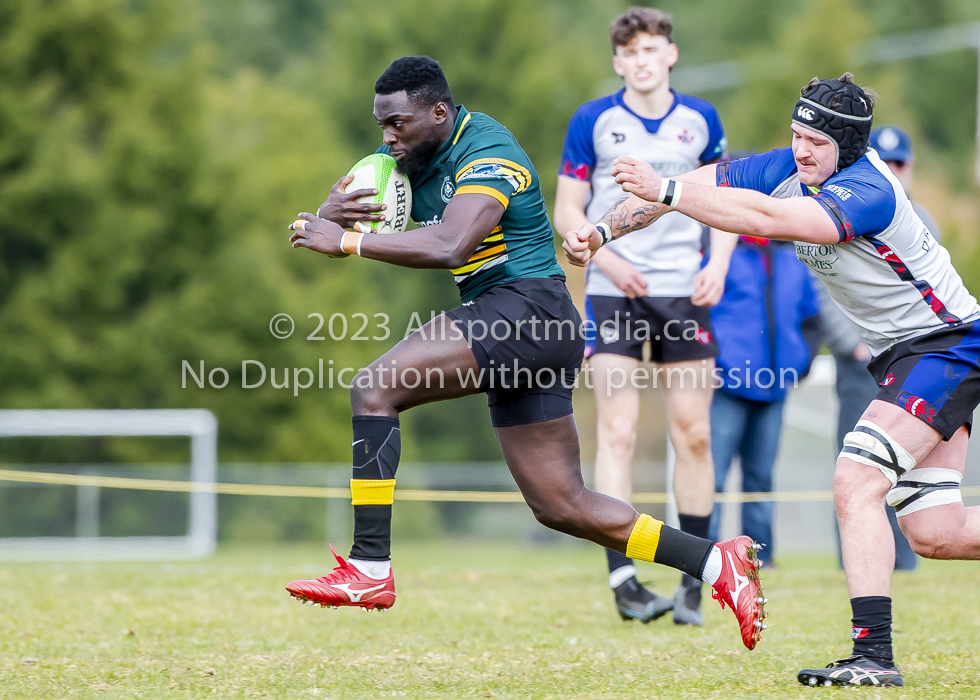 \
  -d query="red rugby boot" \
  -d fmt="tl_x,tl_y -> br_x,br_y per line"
286,545 -> 395,611
710,536 -> 767,650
